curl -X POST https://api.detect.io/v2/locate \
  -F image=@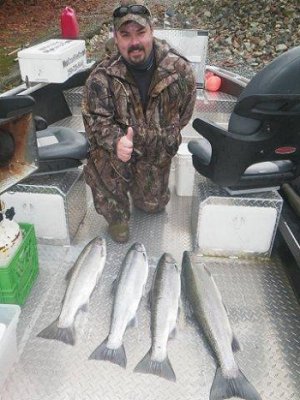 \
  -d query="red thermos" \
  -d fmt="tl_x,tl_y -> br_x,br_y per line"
60,7 -> 79,39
